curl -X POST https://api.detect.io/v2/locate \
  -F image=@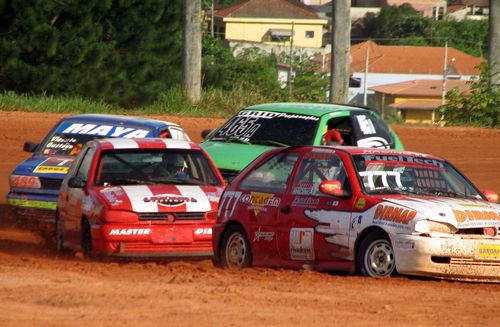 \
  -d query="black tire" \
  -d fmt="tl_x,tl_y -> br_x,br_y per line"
55,214 -> 64,252
220,225 -> 252,269
81,219 -> 93,257
356,230 -> 396,278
